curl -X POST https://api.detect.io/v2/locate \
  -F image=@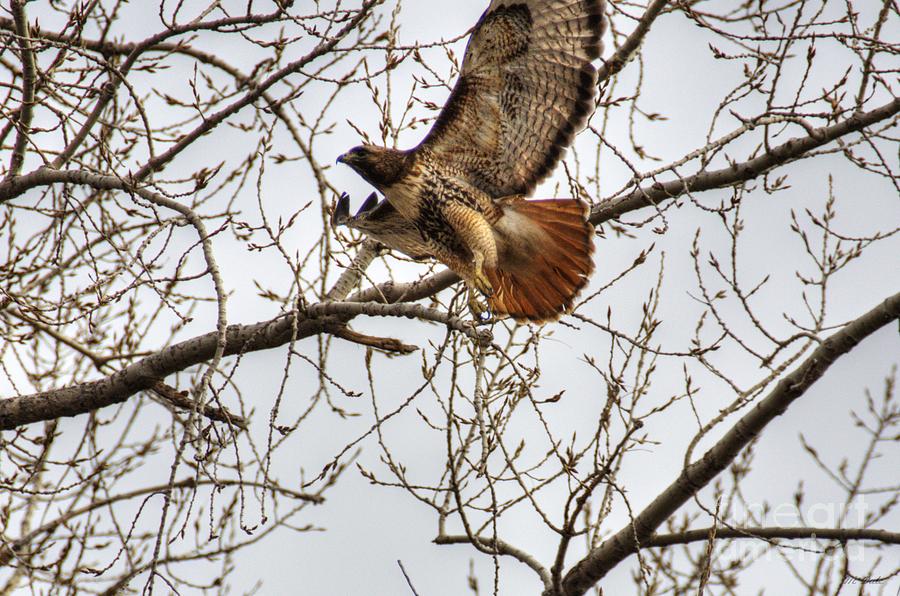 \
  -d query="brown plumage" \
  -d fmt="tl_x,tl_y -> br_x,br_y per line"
336,0 -> 603,323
